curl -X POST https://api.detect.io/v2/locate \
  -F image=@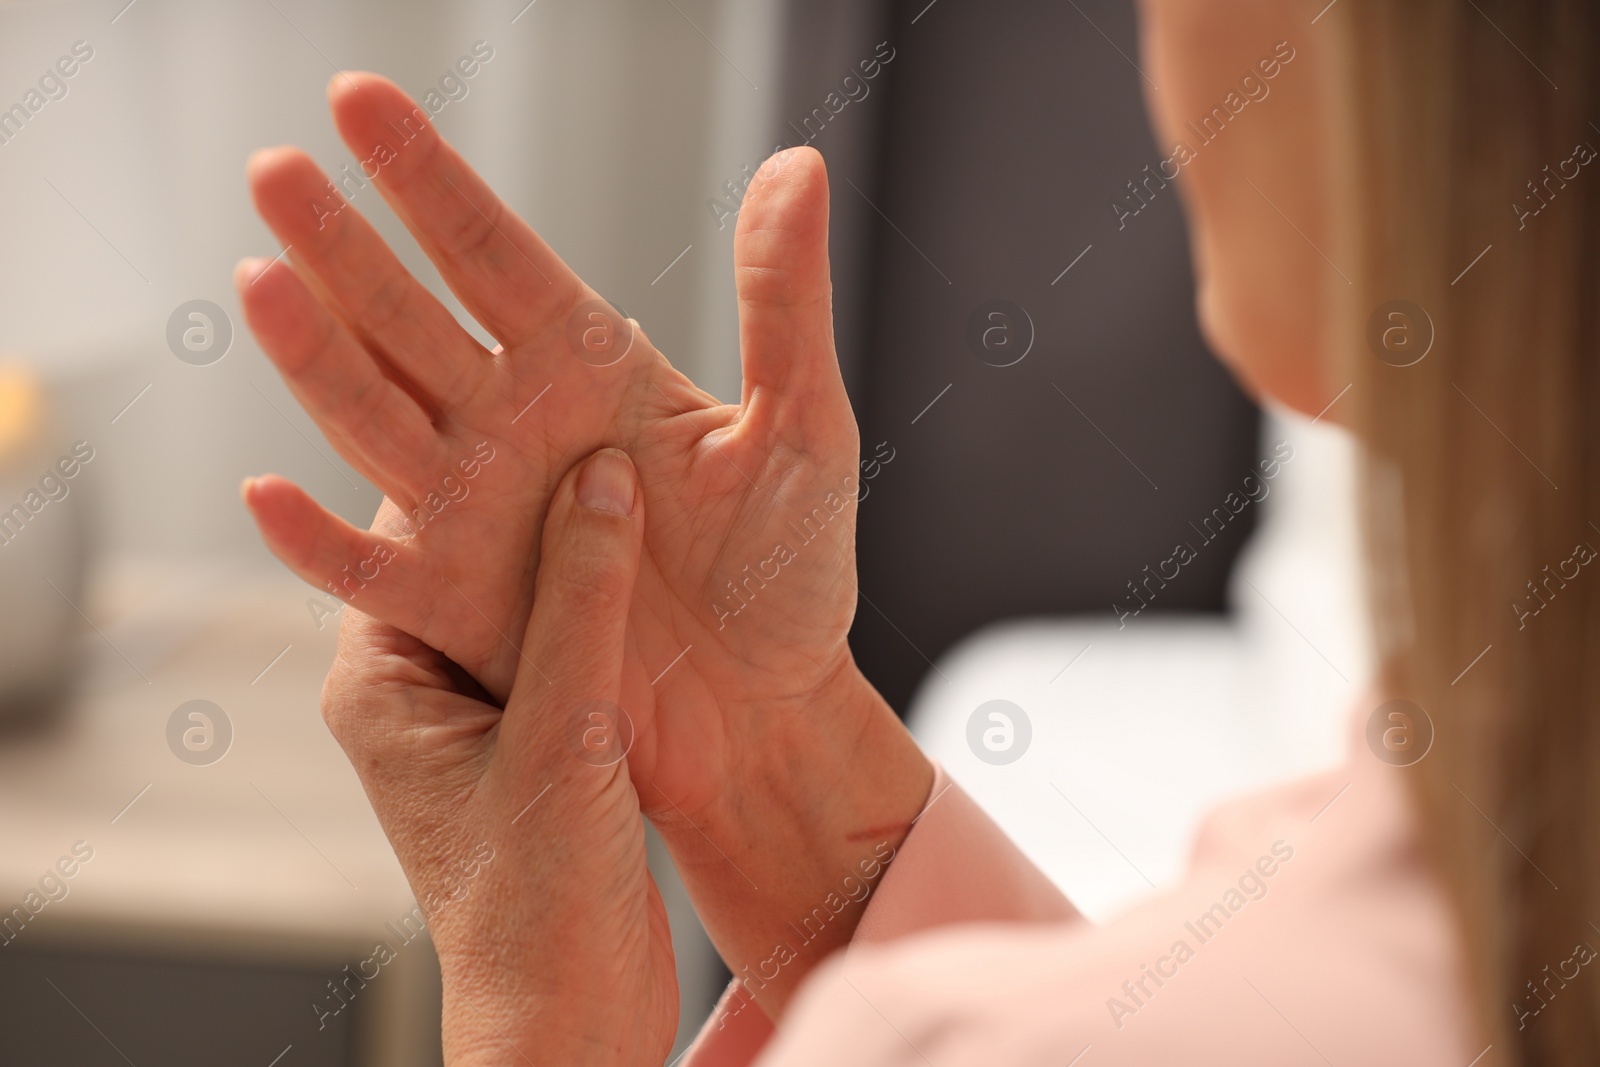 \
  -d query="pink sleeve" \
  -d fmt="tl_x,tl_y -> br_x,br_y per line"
736,725 -> 1478,1067
680,764 -> 1080,1067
